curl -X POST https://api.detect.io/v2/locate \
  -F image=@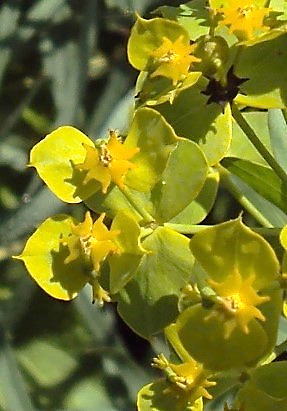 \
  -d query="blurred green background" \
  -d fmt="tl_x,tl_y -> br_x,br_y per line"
0,1 -> 240,410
